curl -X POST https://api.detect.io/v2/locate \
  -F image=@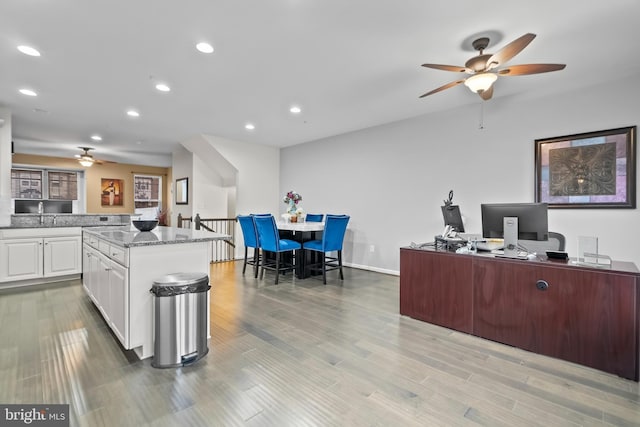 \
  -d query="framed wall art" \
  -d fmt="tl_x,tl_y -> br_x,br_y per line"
175,177 -> 188,205
535,126 -> 636,208
101,178 -> 124,206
